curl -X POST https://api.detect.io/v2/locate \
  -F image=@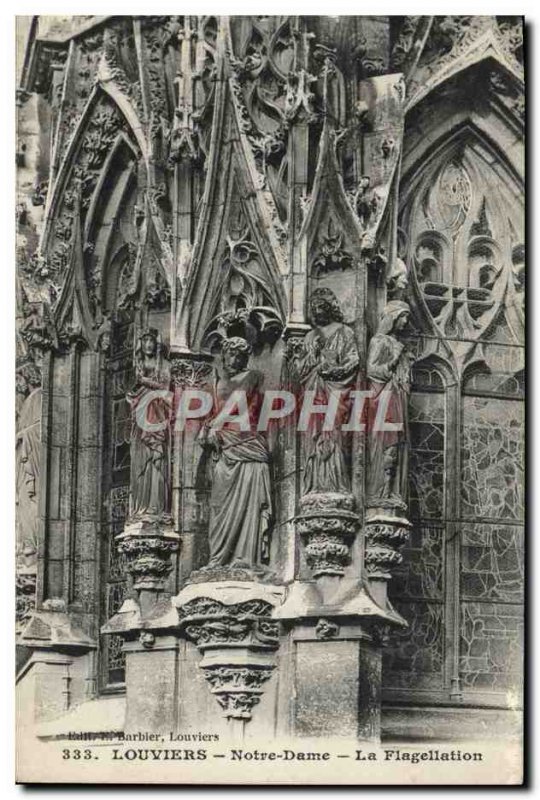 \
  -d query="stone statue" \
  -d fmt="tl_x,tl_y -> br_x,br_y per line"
289,287 -> 359,494
127,328 -> 171,521
366,300 -> 412,504
198,337 -> 273,568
